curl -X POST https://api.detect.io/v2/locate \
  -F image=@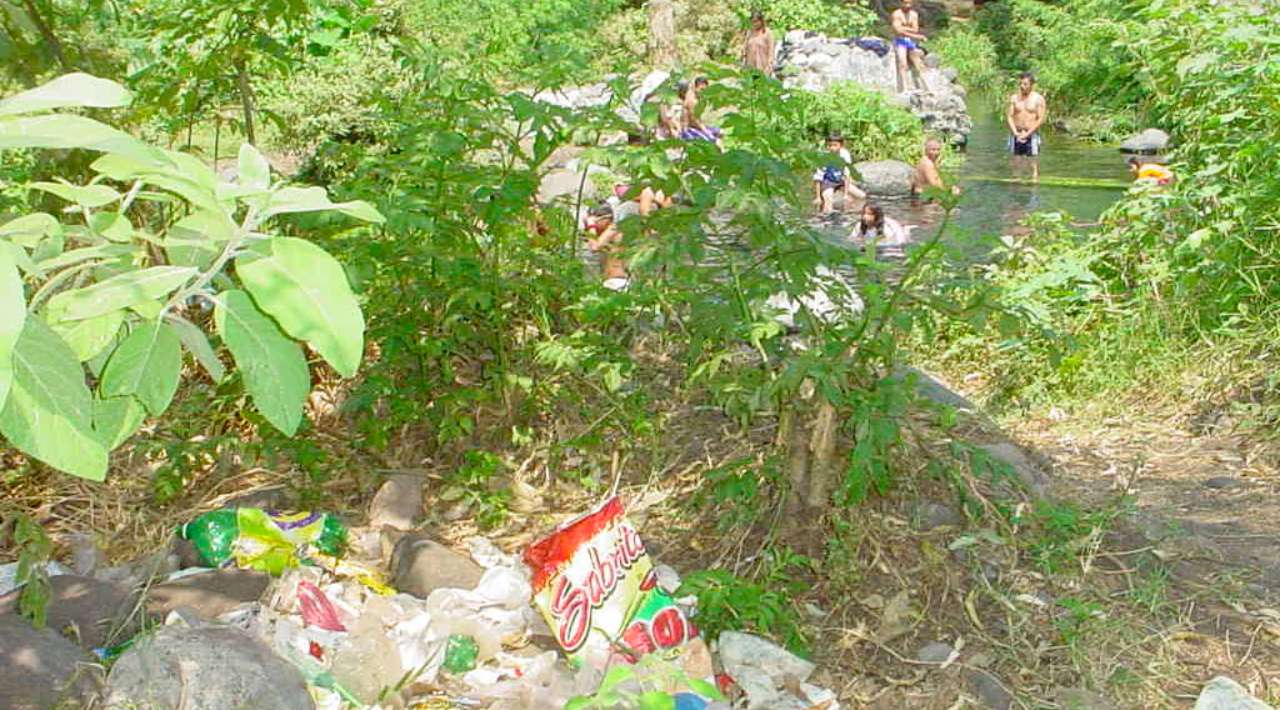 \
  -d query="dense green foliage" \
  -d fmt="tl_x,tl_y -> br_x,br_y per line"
766,81 -> 923,162
930,24 -> 1000,92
